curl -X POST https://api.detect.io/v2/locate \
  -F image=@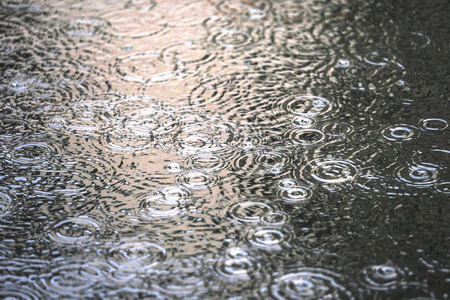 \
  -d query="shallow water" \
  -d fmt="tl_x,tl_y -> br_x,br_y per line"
0,0 -> 449,298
